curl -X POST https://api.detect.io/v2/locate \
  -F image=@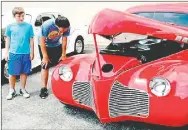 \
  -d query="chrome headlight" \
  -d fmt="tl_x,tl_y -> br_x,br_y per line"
58,66 -> 73,82
149,77 -> 171,97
